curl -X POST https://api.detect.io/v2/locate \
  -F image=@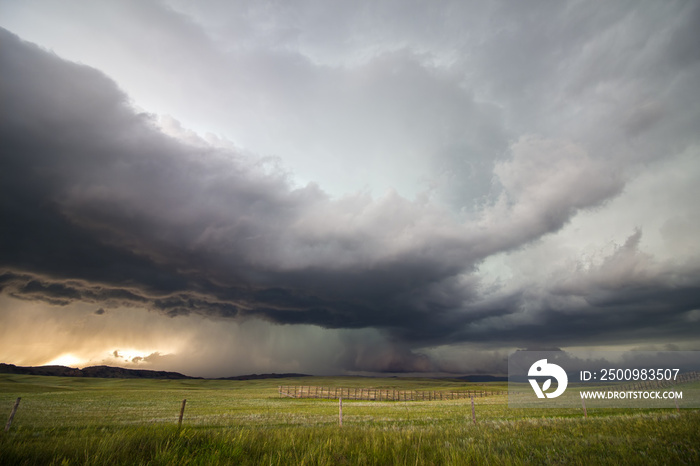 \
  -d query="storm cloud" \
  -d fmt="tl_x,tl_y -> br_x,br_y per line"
1,0 -> 700,375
